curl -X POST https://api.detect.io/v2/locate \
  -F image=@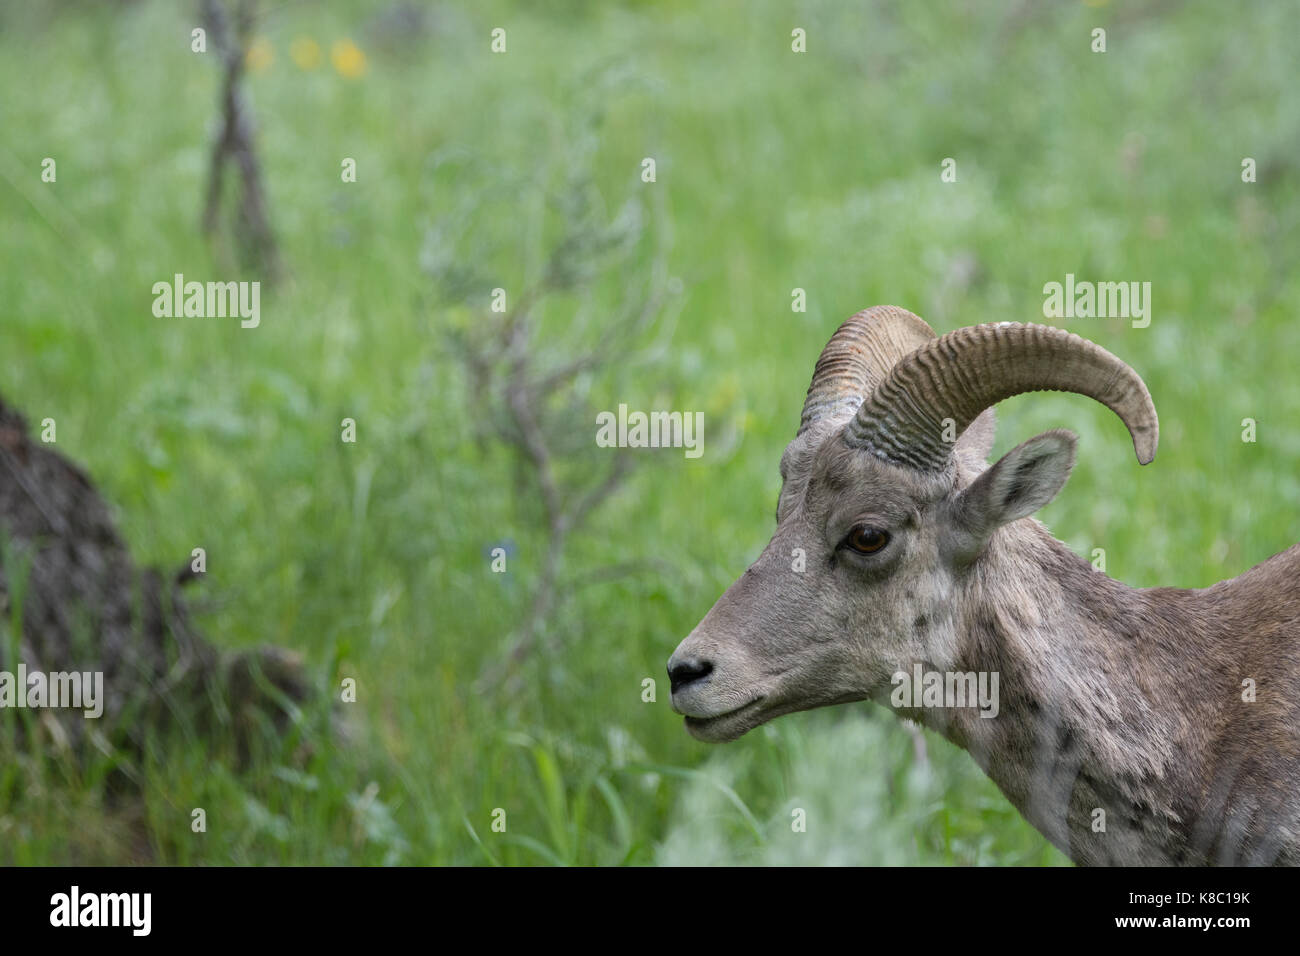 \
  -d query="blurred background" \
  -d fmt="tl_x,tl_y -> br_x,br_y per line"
1,0 -> 1297,865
